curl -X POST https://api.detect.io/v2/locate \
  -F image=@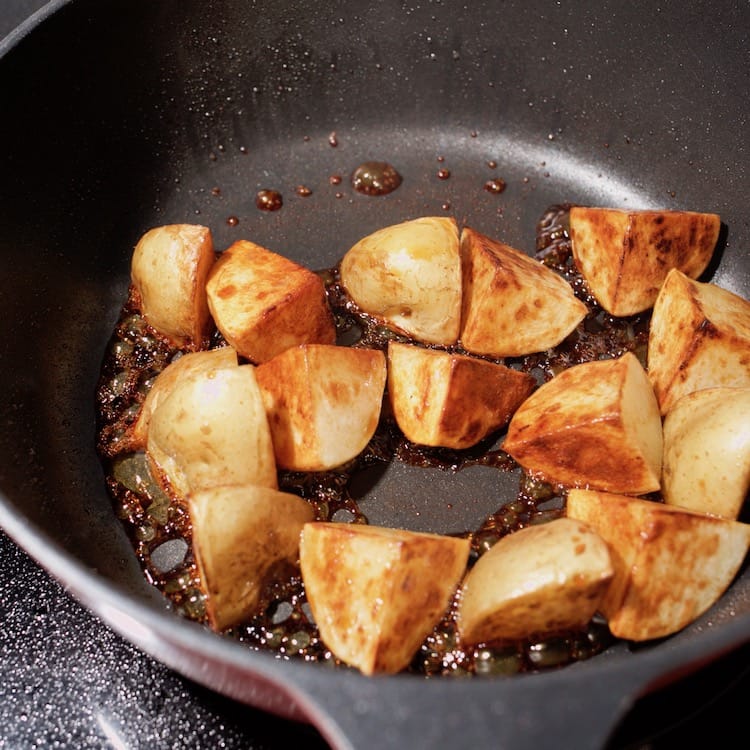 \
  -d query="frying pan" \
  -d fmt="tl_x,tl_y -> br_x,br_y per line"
1,0 -> 748,747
